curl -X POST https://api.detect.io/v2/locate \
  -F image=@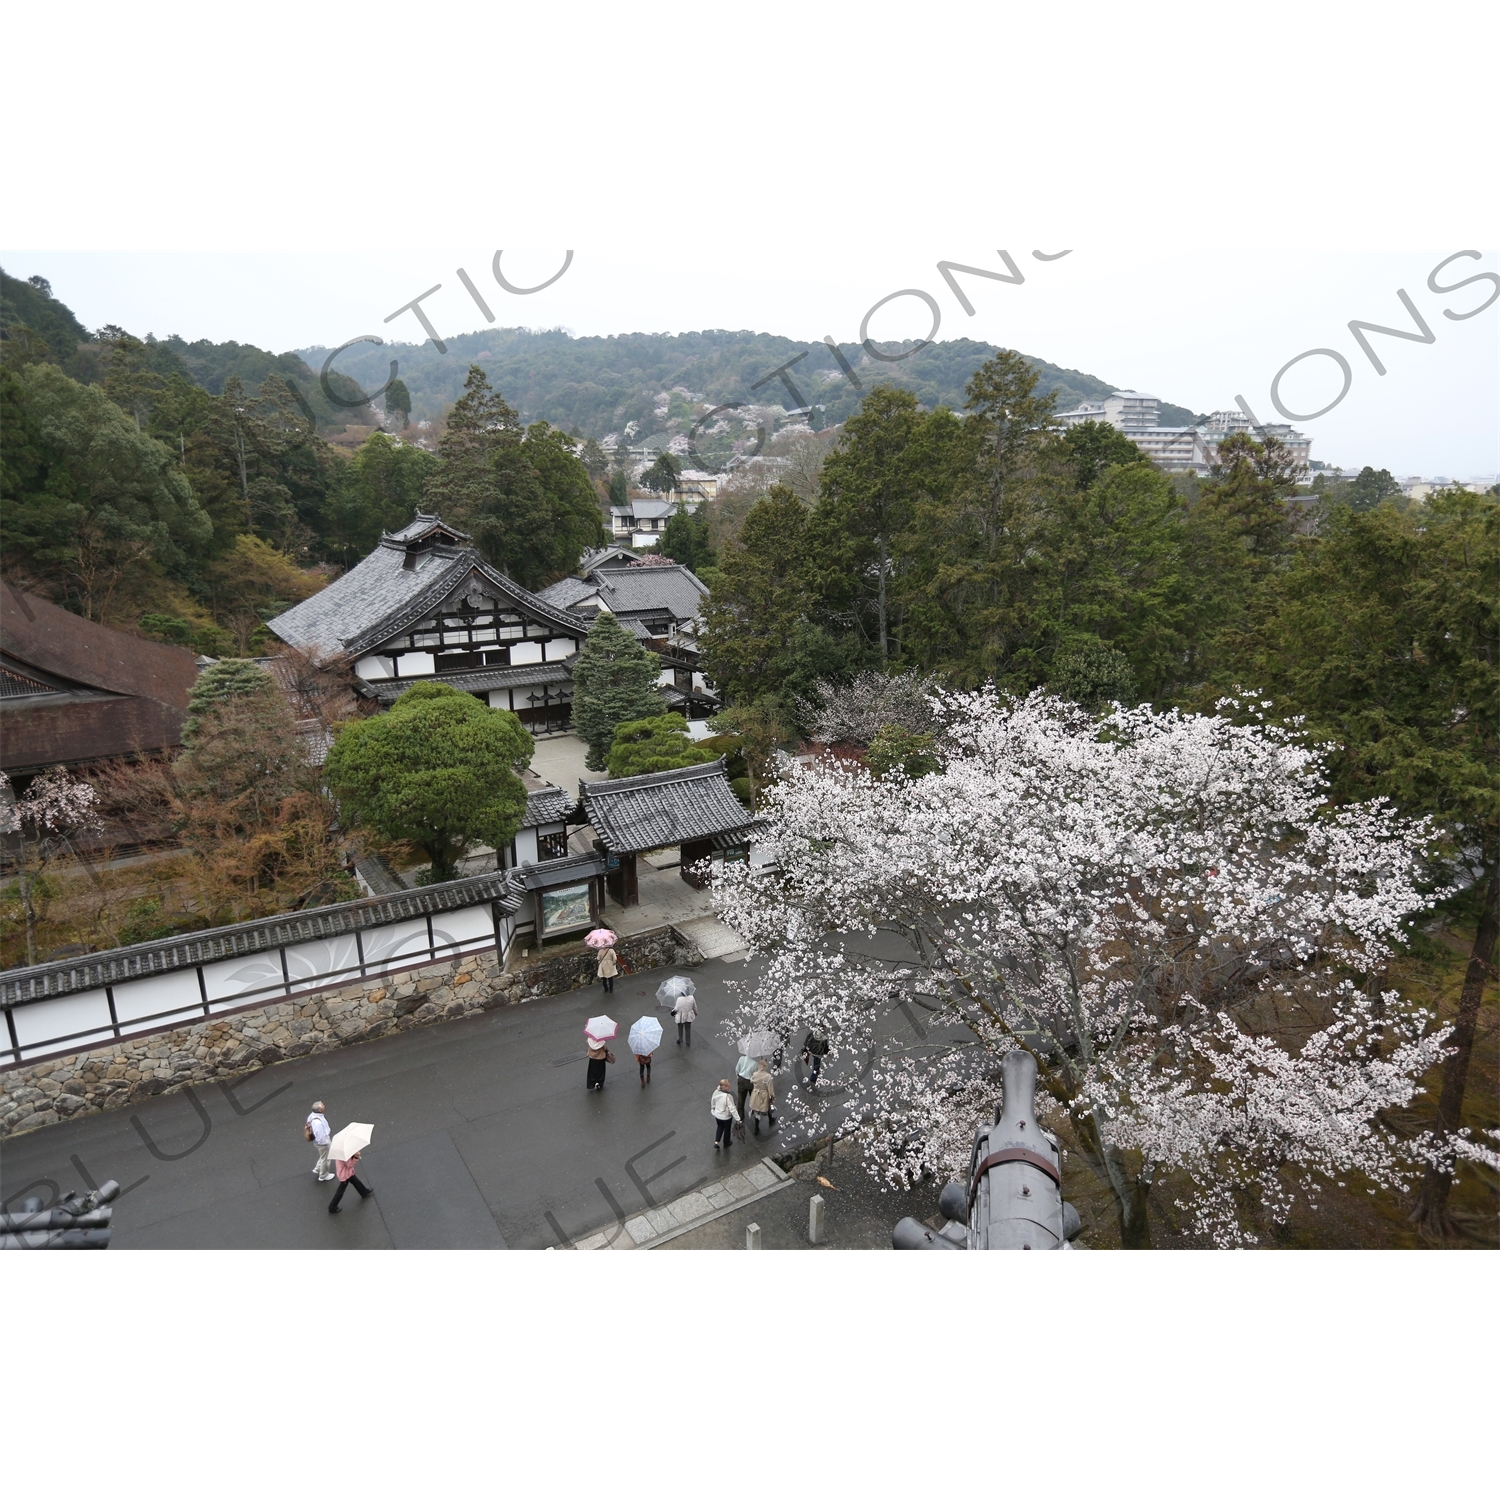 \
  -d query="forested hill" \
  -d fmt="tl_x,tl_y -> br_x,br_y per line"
298,326 -> 1196,439
1,268 -> 369,429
